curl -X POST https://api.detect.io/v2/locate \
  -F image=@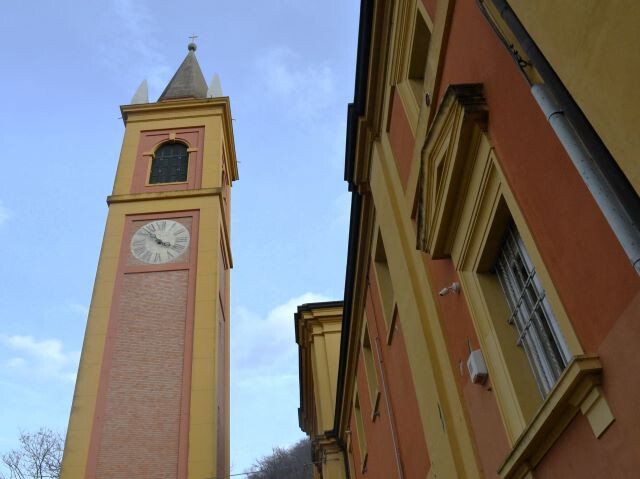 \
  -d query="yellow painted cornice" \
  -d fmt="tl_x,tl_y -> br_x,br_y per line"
107,187 -> 222,205
296,303 -> 343,437
337,192 -> 376,437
